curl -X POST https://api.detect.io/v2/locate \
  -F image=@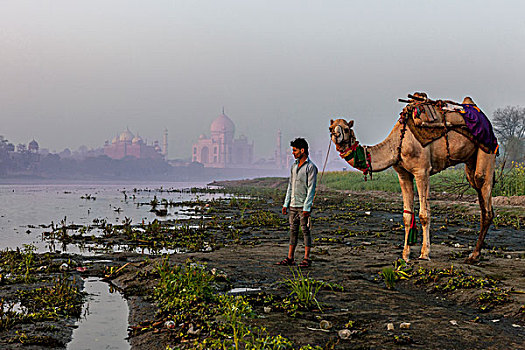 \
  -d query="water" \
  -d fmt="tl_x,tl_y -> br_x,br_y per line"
67,278 -> 130,350
0,181 -> 226,349
0,181 -> 221,252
